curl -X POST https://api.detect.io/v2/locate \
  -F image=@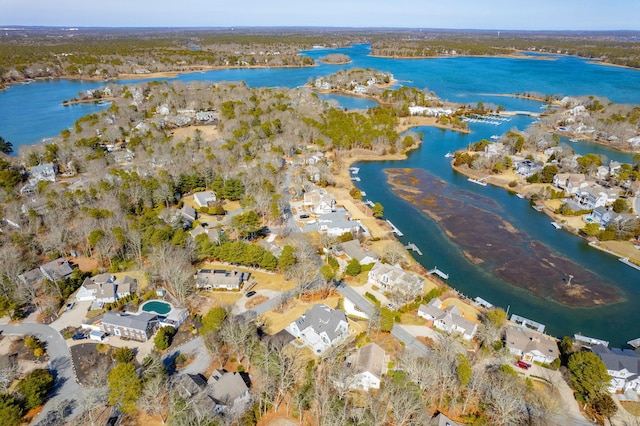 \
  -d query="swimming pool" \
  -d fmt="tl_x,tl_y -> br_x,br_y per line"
141,300 -> 172,315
